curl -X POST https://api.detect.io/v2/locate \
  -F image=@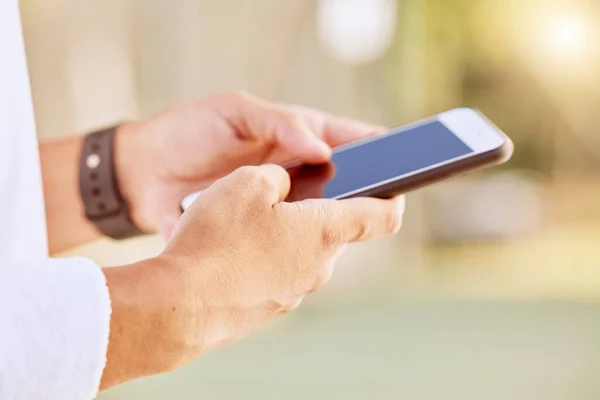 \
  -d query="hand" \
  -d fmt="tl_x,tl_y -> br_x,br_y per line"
114,91 -> 385,239
101,165 -> 405,389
